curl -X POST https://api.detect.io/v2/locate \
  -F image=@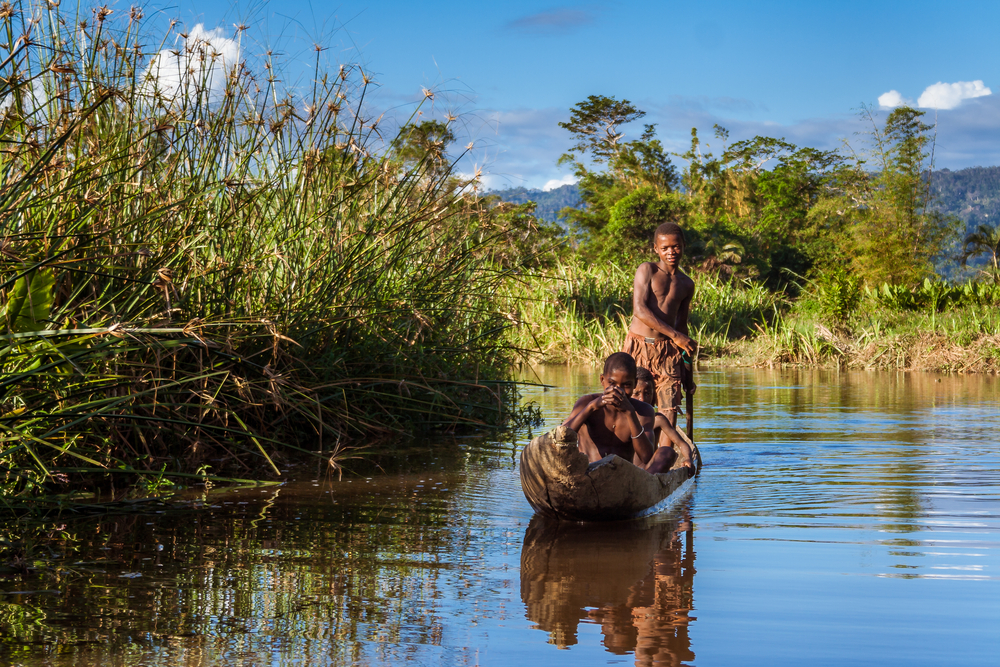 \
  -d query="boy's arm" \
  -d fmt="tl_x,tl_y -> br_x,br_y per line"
675,281 -> 698,392
626,396 -> 656,464
562,394 -> 601,433
655,414 -> 693,461
564,394 -> 608,463
632,265 -> 696,353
